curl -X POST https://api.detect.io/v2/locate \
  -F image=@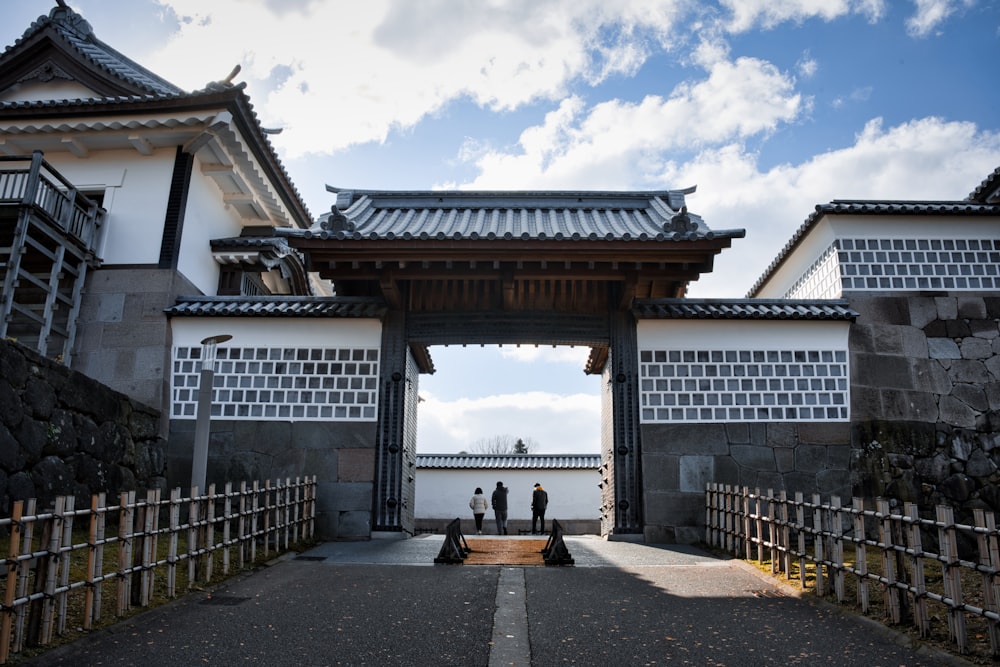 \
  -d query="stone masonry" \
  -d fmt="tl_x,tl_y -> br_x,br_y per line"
0,337 -> 164,514
850,294 -> 1000,521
